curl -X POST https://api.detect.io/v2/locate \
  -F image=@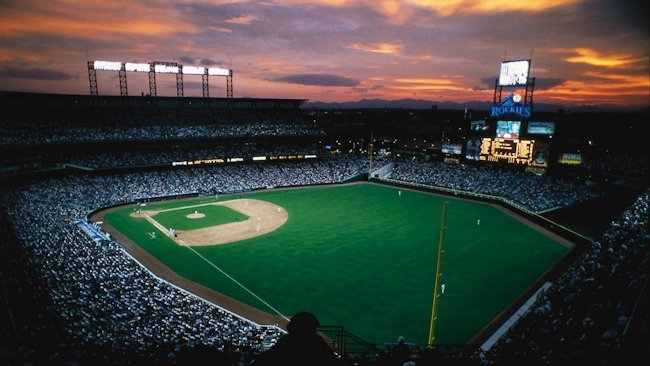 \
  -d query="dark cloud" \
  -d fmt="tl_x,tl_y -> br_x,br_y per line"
351,87 -> 367,93
177,56 -> 196,64
0,67 -> 74,80
480,77 -> 498,89
370,85 -> 385,90
176,2 -> 244,21
177,56 -> 227,67
199,58 -> 222,66
619,0 -> 649,30
534,78 -> 566,90
578,0 -> 649,36
175,56 -> 227,68
273,74 -> 359,87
